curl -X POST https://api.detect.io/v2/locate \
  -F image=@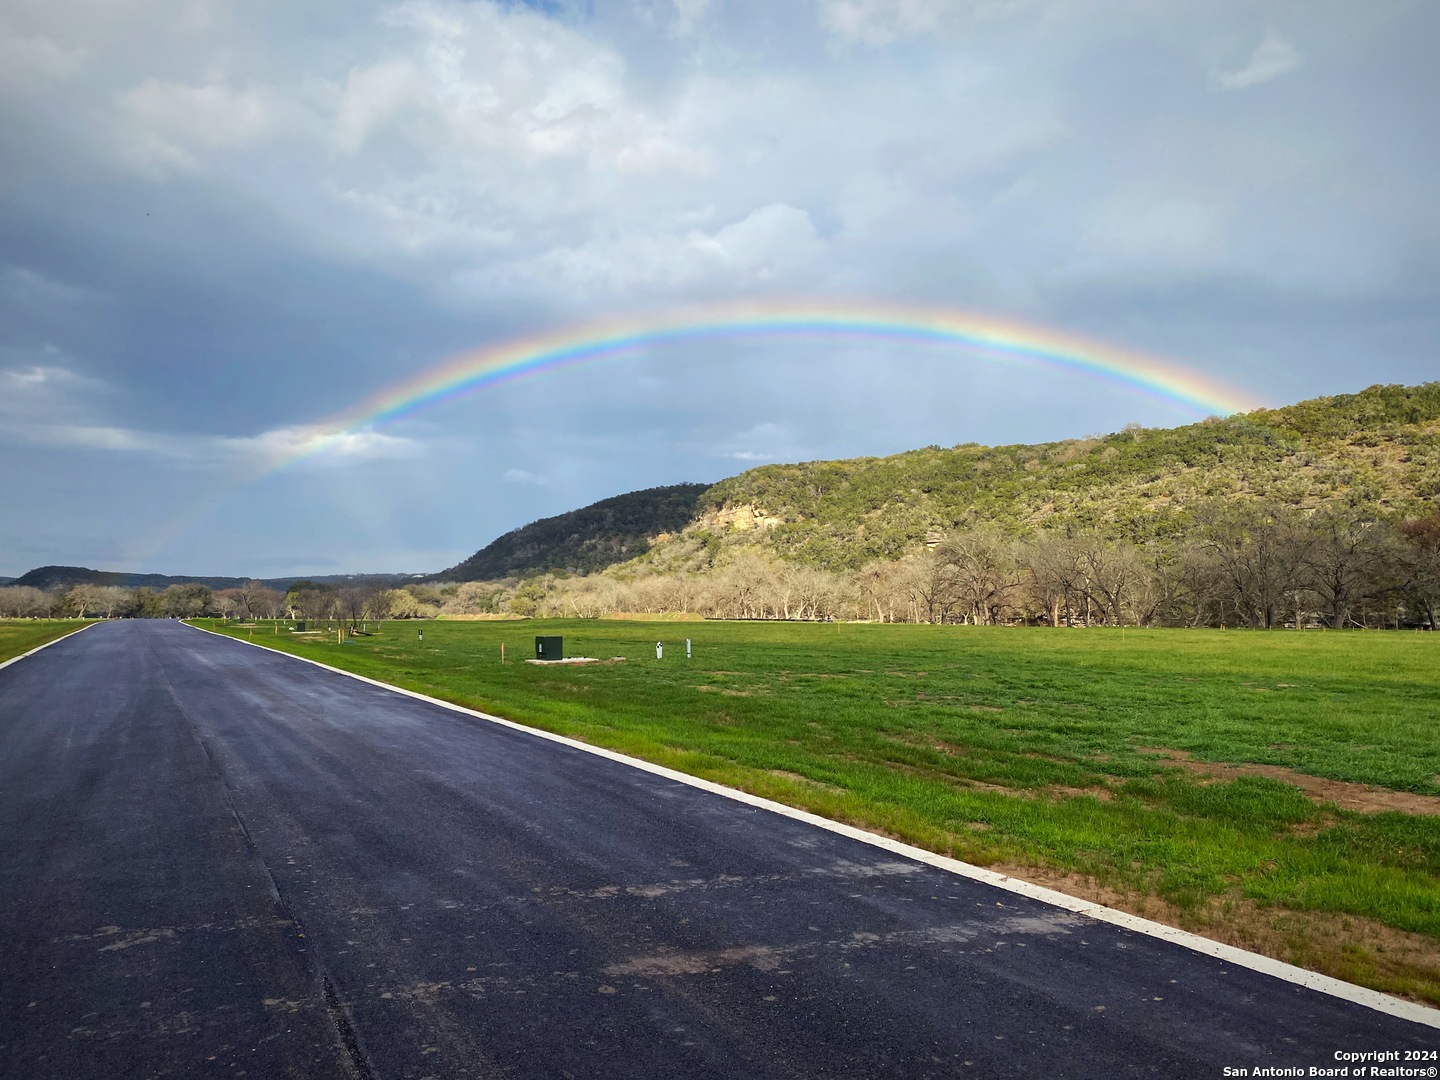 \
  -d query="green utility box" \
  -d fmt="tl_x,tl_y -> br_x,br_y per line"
294,620 -> 306,631
535,636 -> 564,661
